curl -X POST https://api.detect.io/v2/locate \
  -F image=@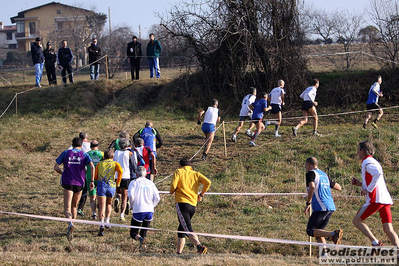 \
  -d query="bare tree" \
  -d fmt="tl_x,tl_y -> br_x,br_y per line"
159,0 -> 308,105
368,0 -> 399,70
